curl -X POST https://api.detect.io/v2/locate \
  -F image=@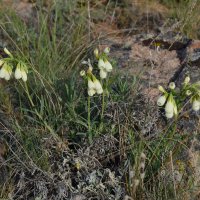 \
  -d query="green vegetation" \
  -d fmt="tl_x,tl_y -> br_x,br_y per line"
0,0 -> 199,199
